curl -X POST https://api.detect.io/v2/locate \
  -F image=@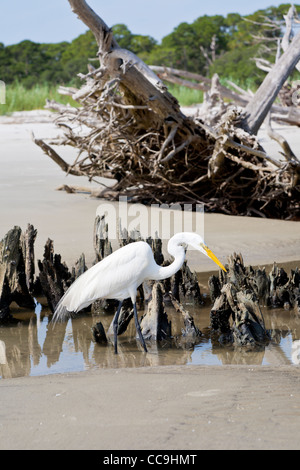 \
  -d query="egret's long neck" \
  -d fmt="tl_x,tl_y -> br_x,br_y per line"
153,238 -> 186,281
